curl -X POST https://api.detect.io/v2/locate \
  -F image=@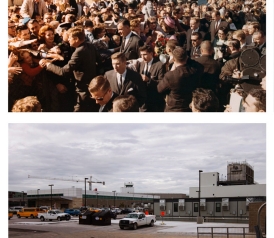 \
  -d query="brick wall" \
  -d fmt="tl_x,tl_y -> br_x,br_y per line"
249,202 -> 266,233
